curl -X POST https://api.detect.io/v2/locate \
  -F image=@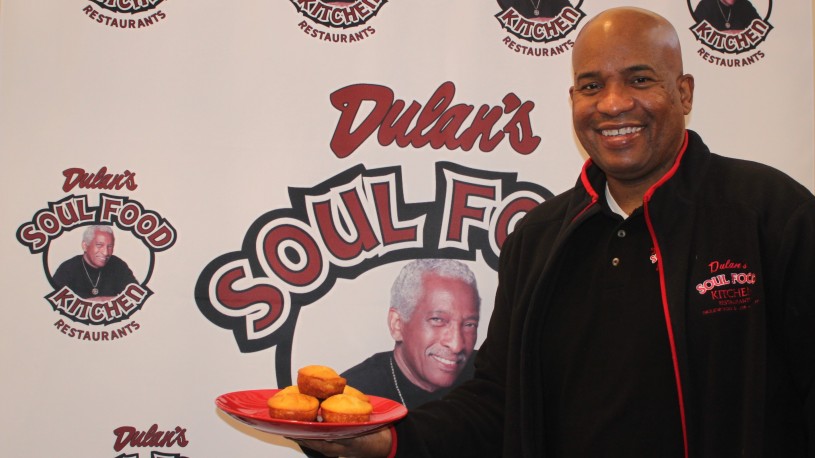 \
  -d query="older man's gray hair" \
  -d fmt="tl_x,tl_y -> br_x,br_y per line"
390,259 -> 481,320
82,225 -> 114,244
